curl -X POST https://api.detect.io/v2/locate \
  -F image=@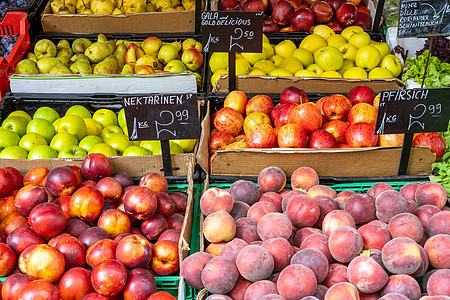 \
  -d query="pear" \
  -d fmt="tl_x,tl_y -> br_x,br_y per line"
57,6 -> 71,14
146,2 -> 156,11
15,59 -> 39,75
112,7 -> 123,13
121,64 -> 134,74
113,43 -> 127,70
27,53 -> 38,63
70,60 -> 93,74
79,7 -> 93,13
65,0 -> 78,12
50,0 -> 65,13
181,0 -> 194,10
85,42 -> 112,64
97,33 -> 108,43
56,47 -> 73,64
72,38 -> 92,54
71,53 -> 90,64
115,0 -> 123,8
36,57 -> 61,74
76,0 -> 91,10
94,55 -> 119,74
49,64 -> 72,74
155,0 -> 171,10
34,39 -> 57,60
90,0 -> 115,14
122,0 -> 146,13
124,44 -> 137,67
57,40 -> 71,50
